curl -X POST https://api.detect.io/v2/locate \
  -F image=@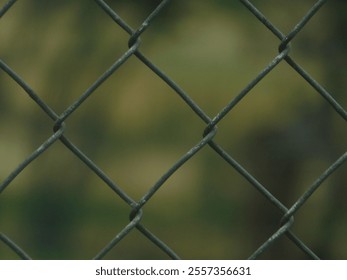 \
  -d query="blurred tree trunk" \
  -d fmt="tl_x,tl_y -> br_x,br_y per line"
308,0 -> 347,259
244,0 -> 347,259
